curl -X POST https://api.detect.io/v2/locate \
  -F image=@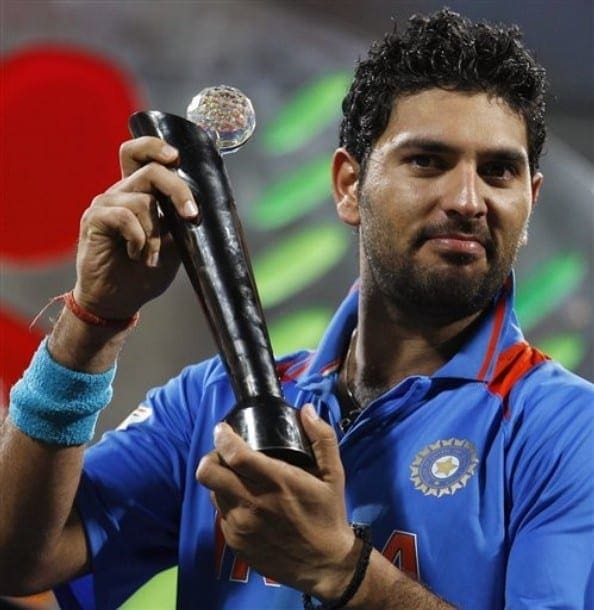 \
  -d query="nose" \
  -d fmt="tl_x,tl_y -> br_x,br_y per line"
441,165 -> 486,218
